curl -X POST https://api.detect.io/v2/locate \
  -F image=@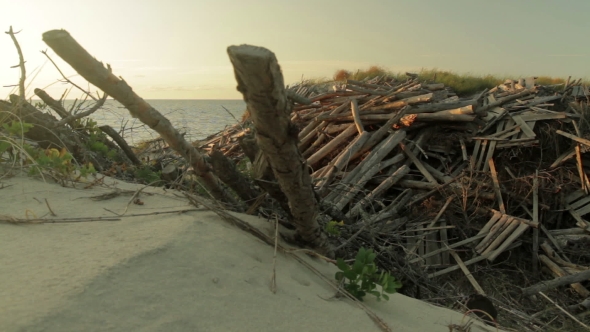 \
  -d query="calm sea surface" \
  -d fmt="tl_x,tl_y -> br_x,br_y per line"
61,99 -> 247,145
